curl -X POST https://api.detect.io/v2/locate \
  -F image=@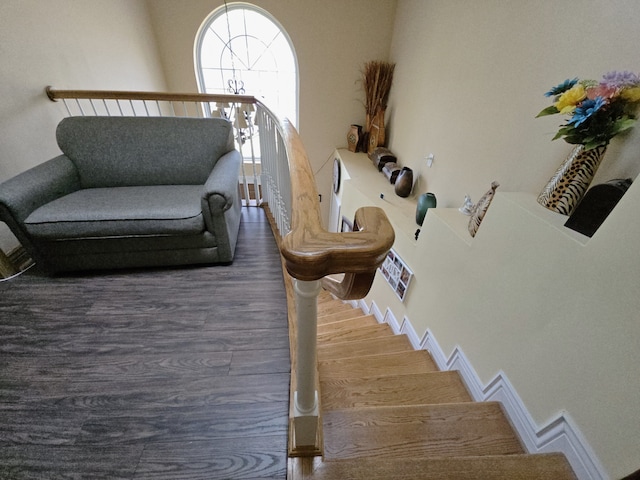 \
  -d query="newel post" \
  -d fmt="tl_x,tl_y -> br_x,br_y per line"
292,278 -> 321,449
